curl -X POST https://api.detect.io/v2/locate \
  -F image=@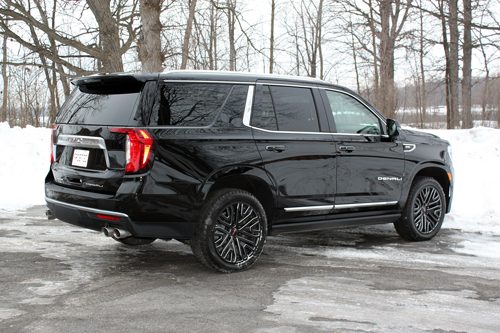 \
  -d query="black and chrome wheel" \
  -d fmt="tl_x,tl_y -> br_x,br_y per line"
191,189 -> 267,273
394,176 -> 446,241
